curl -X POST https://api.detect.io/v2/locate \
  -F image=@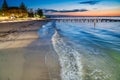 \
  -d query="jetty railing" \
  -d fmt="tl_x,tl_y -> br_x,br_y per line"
48,16 -> 120,23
